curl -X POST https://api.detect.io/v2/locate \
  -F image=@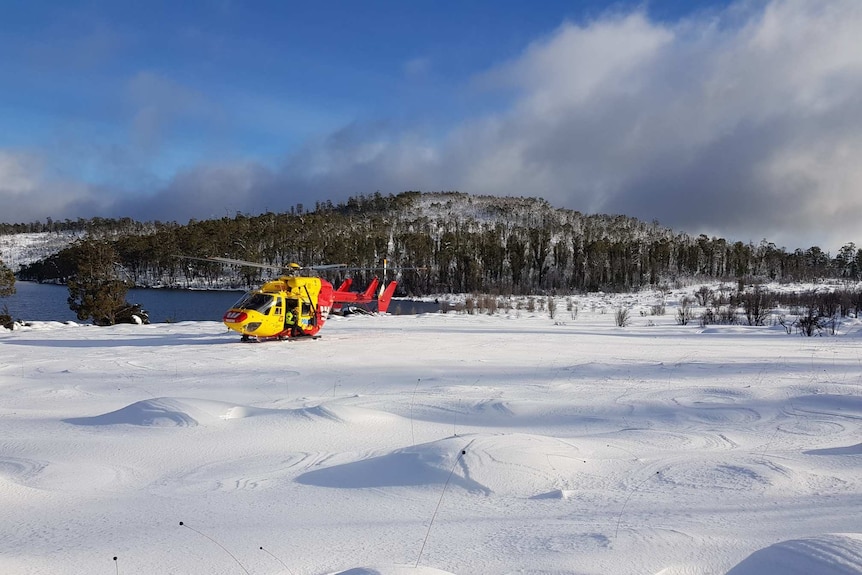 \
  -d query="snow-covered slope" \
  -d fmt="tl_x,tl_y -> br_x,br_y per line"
0,231 -> 81,271
1,304 -> 860,574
